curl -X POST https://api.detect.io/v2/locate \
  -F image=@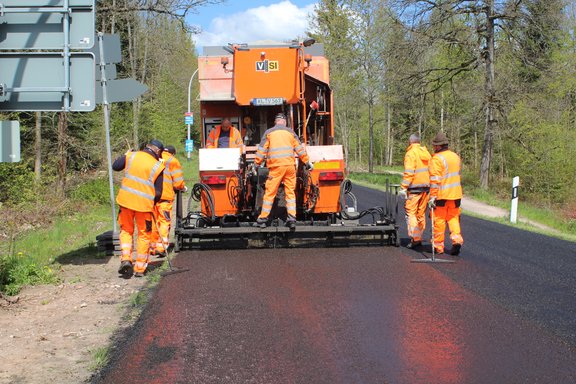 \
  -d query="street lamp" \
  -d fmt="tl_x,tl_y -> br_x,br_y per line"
186,68 -> 199,160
